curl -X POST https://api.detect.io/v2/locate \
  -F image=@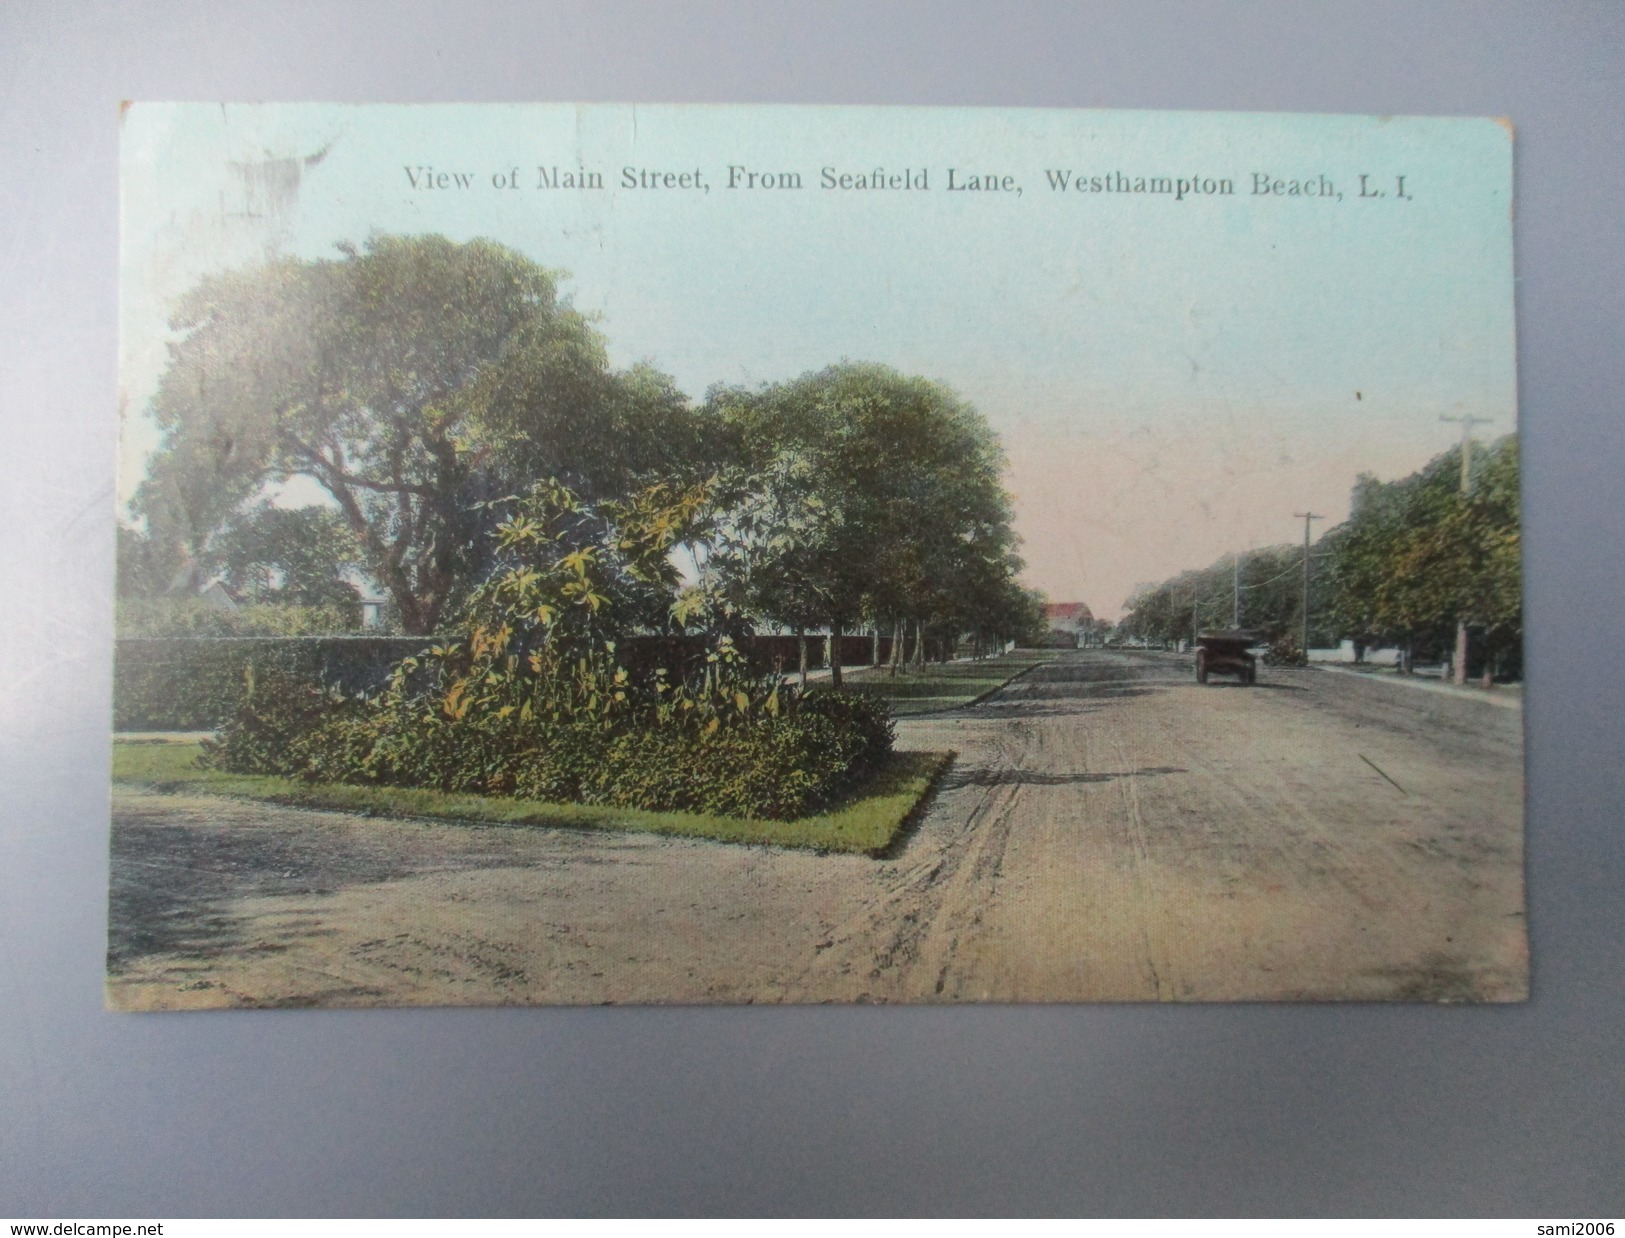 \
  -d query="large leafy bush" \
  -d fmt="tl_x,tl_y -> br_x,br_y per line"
202,480 -> 893,819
